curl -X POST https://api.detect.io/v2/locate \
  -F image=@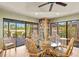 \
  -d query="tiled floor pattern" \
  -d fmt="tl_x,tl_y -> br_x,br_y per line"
2,45 -> 79,57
